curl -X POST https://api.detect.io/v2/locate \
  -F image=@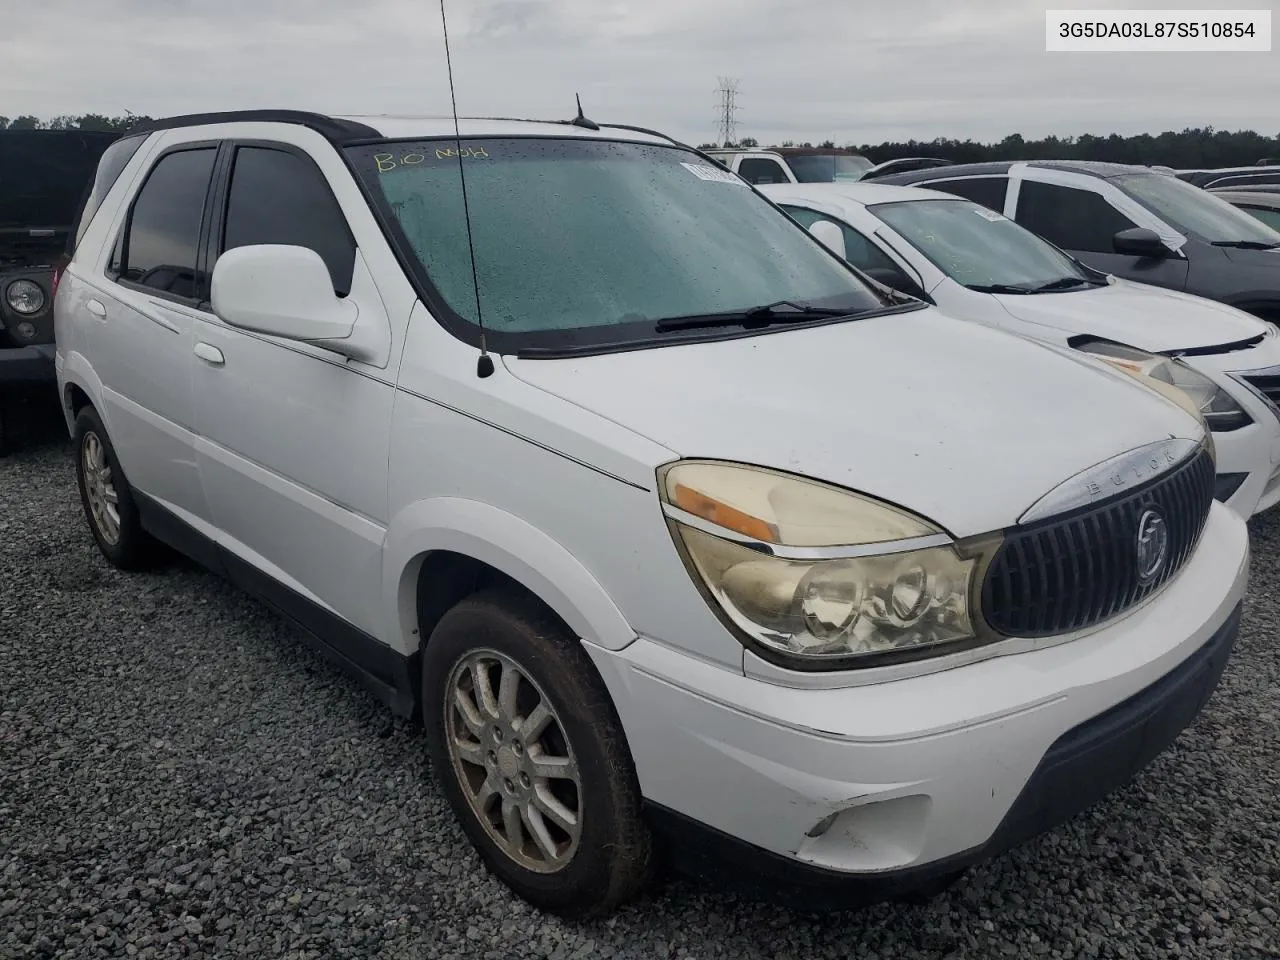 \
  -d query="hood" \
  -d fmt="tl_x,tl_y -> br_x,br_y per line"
992,277 -> 1268,353
0,130 -> 117,231
503,309 -> 1202,538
